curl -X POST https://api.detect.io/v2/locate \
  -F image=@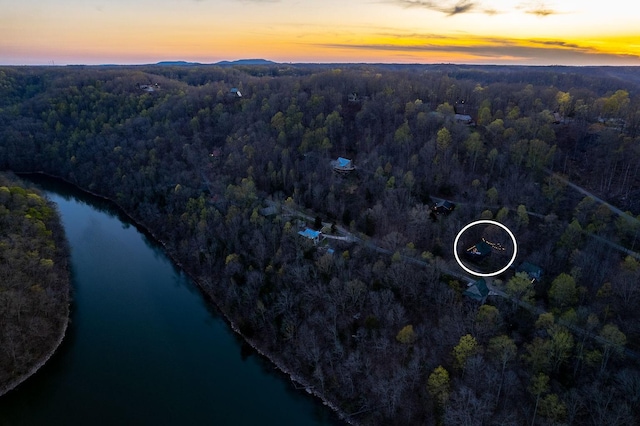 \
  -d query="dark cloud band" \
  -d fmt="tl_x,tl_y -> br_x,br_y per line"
389,0 -> 562,17
315,37 -> 640,65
